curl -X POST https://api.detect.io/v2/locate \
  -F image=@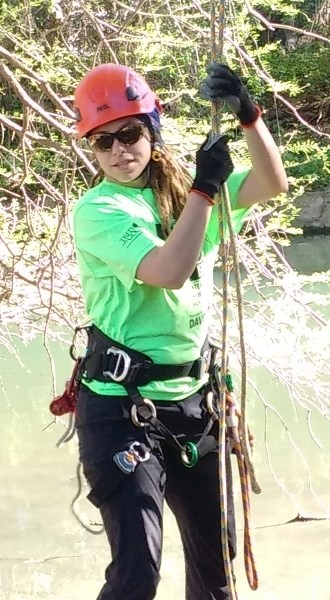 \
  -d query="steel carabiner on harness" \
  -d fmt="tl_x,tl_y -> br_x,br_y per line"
130,398 -> 157,427
129,394 -> 203,467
